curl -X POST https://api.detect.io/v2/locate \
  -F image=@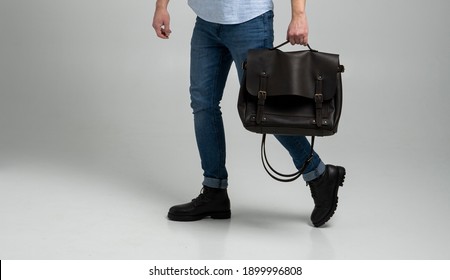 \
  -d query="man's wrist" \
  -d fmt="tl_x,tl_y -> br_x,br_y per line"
291,0 -> 306,19
291,10 -> 306,20
156,0 -> 169,9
